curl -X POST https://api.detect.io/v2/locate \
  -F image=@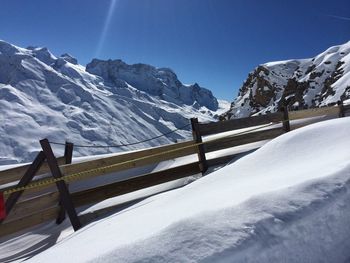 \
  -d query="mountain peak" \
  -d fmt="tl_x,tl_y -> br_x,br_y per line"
60,53 -> 78,65
0,41 -> 221,164
86,58 -> 218,110
0,40 -> 22,55
225,41 -> 350,119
